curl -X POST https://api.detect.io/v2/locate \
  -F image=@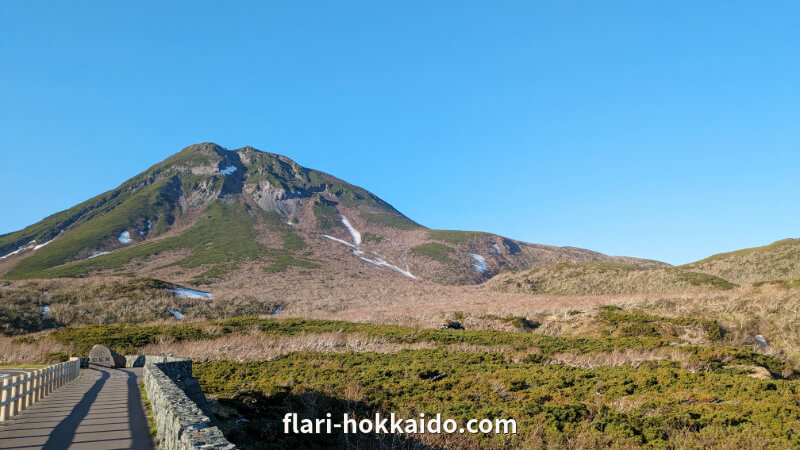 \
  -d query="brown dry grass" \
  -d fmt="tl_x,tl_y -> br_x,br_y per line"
683,238 -> 800,284
0,333 -> 72,365
137,330 -> 435,362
